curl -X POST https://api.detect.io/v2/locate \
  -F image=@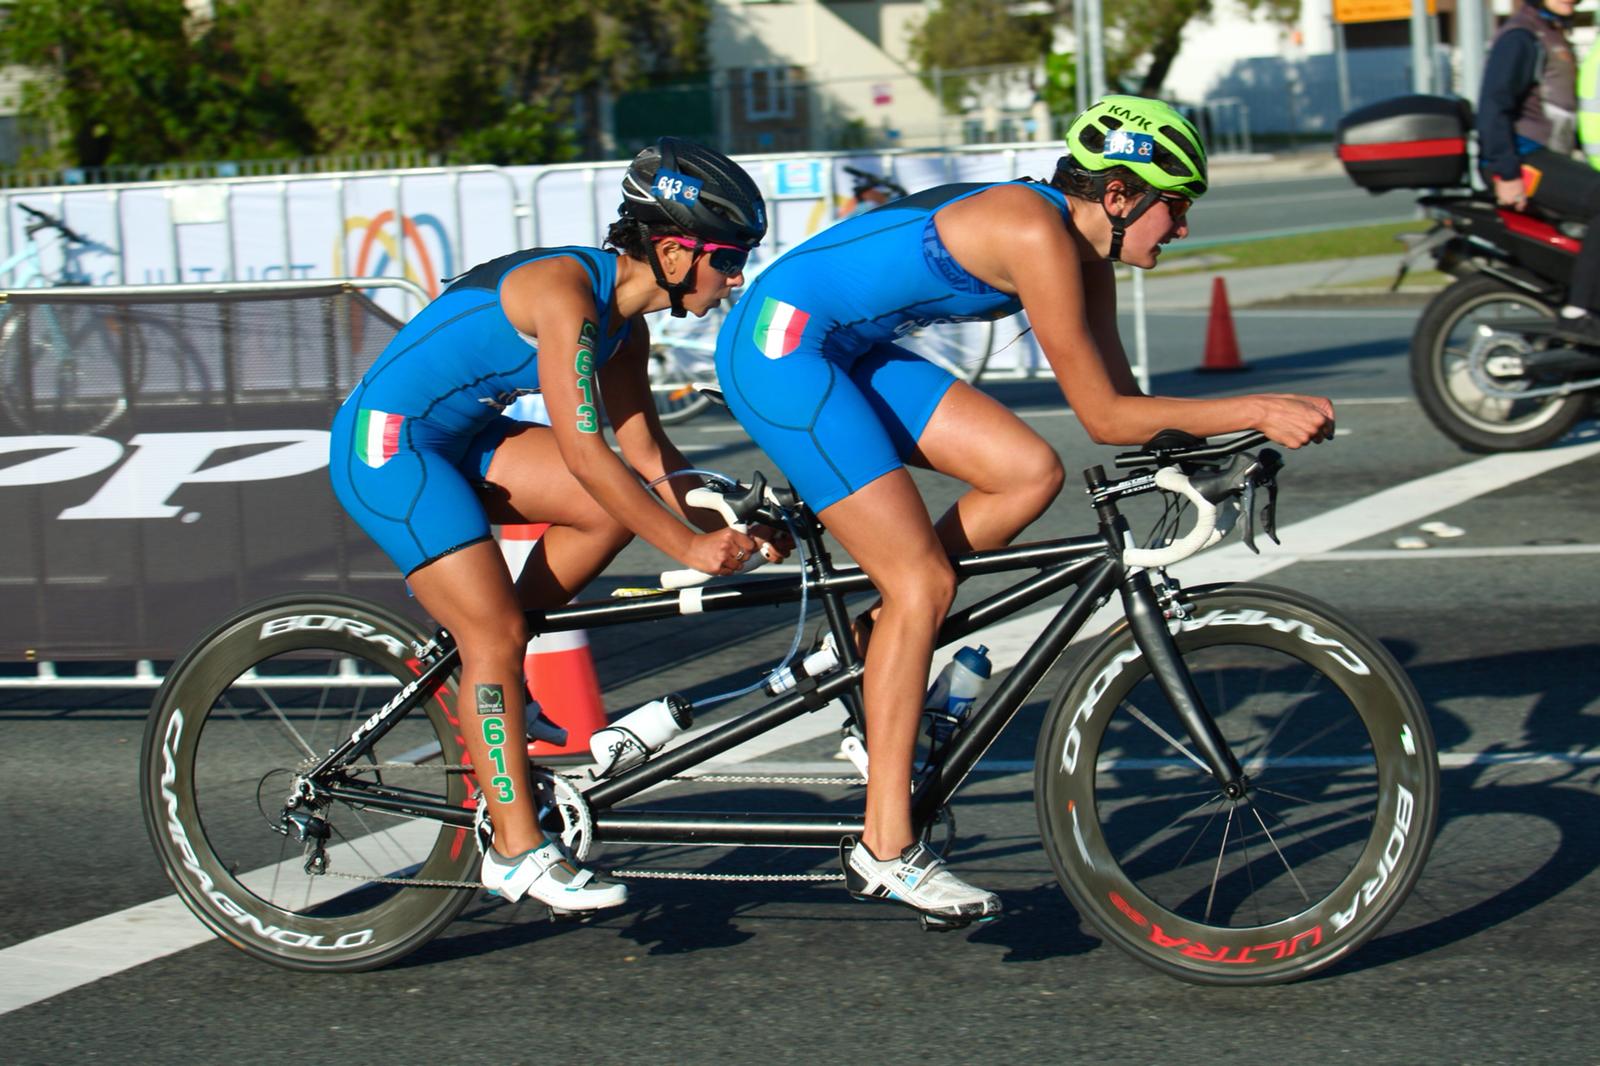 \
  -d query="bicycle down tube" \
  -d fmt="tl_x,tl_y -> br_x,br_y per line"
313,519 -> 1246,854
